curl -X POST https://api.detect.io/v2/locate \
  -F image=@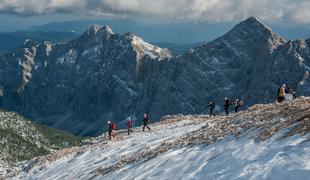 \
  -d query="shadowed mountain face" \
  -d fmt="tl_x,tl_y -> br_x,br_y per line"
0,17 -> 309,136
